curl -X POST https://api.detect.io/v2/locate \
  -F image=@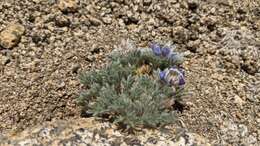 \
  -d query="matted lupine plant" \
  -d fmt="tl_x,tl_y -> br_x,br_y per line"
78,41 -> 186,130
